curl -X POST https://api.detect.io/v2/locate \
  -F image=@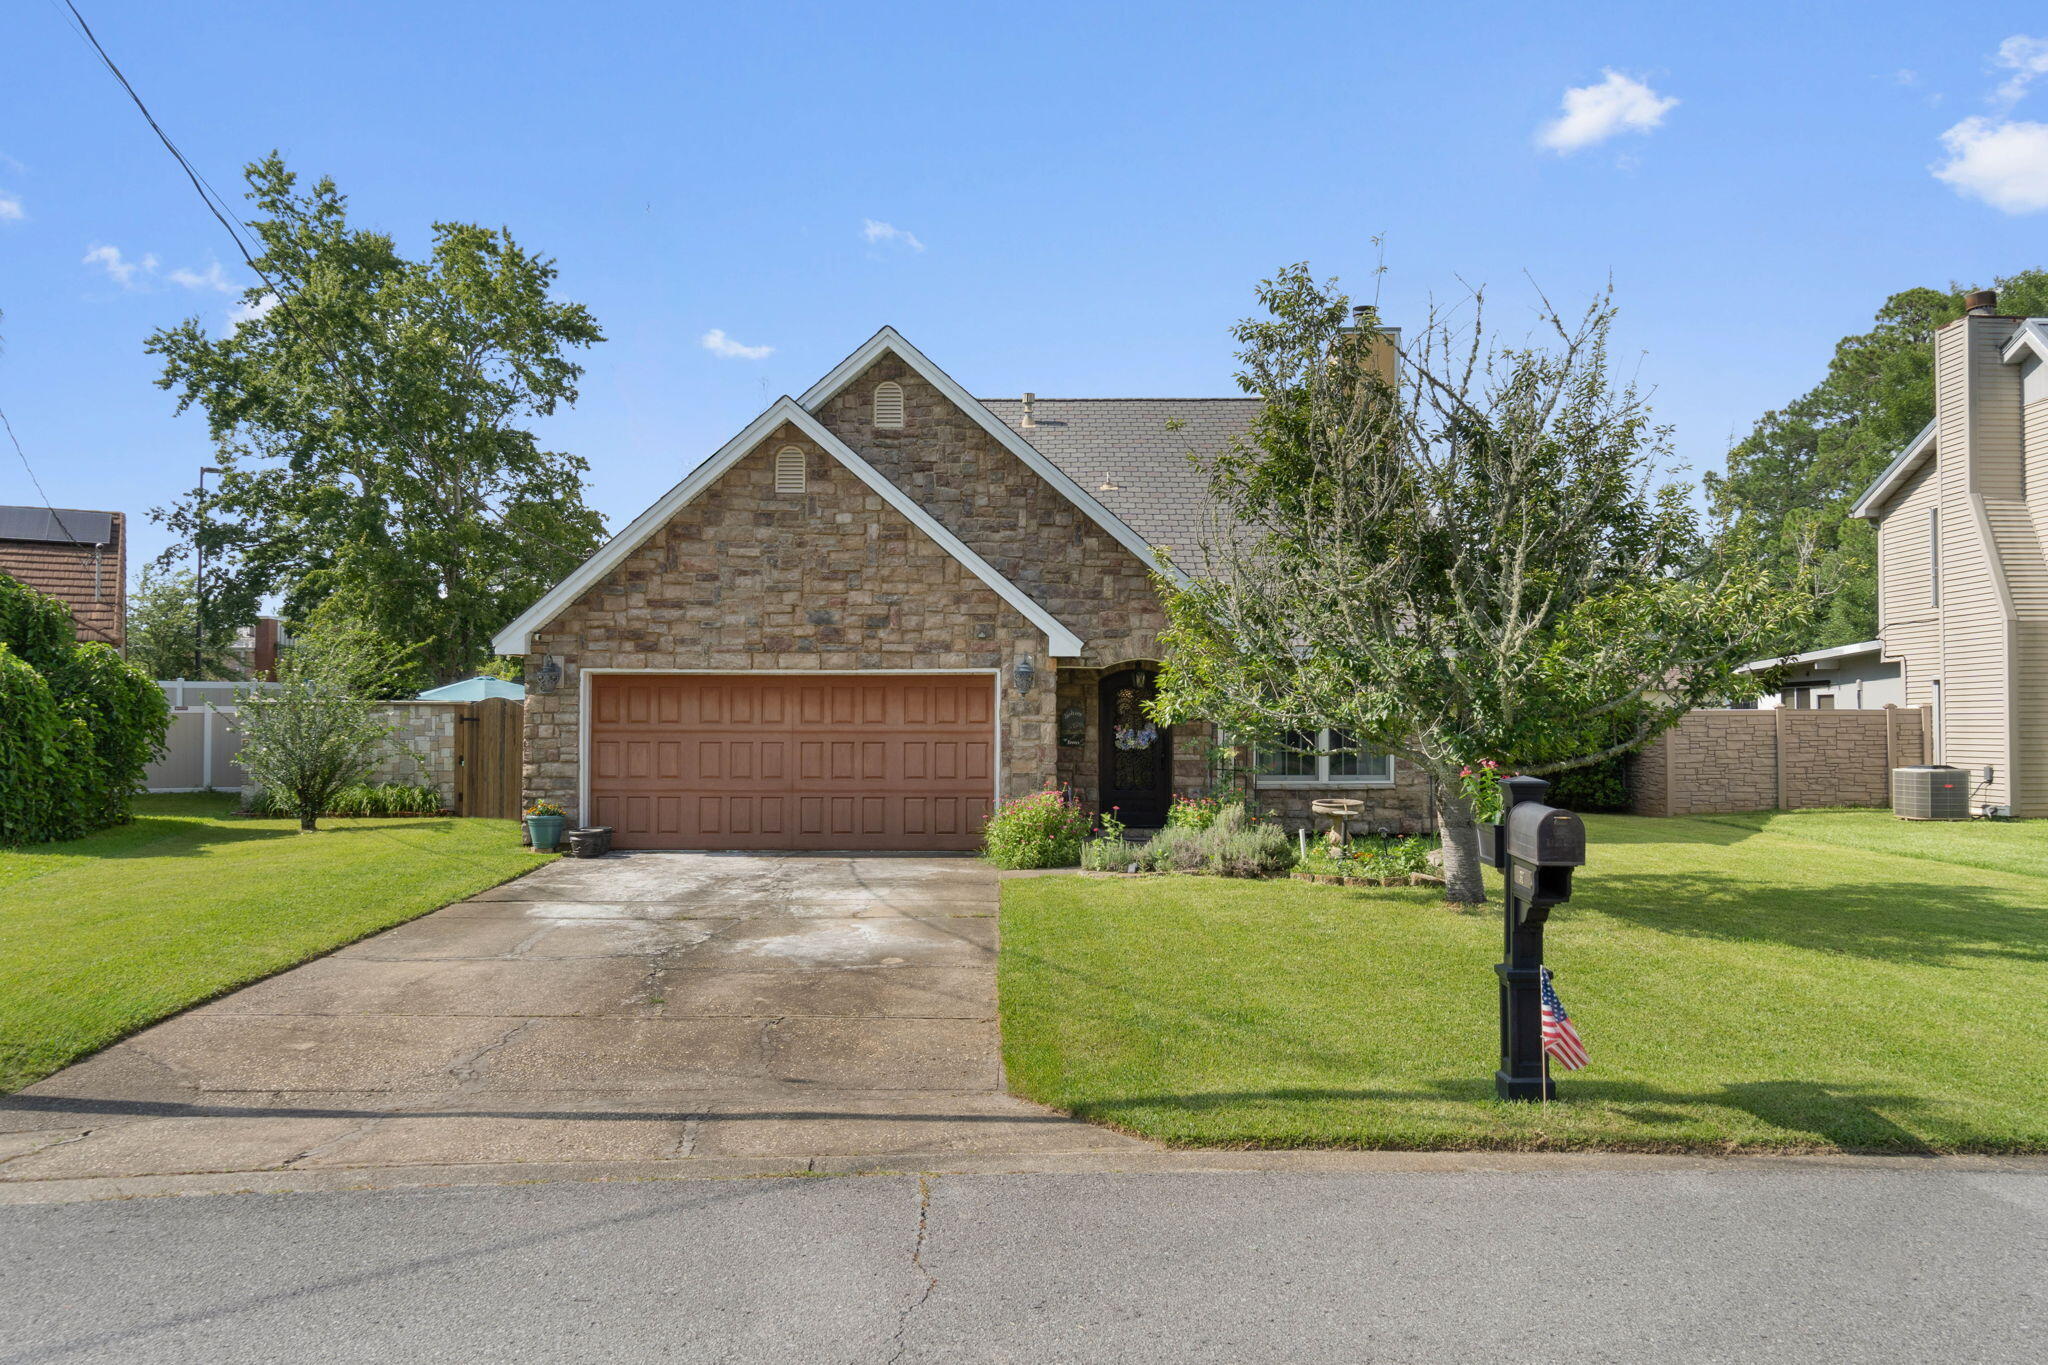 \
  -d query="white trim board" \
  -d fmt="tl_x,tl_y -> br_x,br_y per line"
797,326 -> 1191,587
492,397 -> 1083,657
574,667 -> 1004,831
